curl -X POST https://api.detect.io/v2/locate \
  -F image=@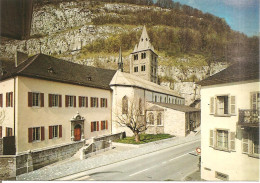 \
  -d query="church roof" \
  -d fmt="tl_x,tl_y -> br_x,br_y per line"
110,70 -> 182,98
131,26 -> 155,54
148,102 -> 200,112
0,54 -> 116,90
